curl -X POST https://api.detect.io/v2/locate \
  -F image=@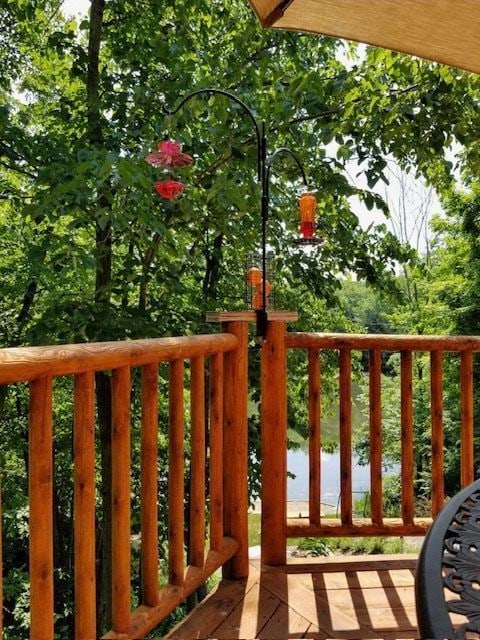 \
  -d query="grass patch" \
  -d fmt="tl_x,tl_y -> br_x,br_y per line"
249,514 -> 420,556
295,536 -> 419,556
249,513 -> 305,548
248,512 -> 261,547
